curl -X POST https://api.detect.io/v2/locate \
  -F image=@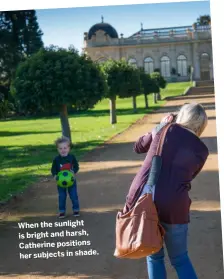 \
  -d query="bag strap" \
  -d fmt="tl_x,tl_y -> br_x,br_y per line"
156,123 -> 172,156
141,123 -> 172,197
131,123 -> 173,203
